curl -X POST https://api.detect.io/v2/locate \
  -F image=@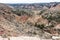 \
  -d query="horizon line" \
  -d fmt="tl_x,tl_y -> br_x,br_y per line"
0,2 -> 60,4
